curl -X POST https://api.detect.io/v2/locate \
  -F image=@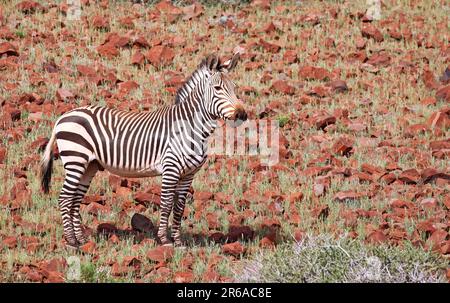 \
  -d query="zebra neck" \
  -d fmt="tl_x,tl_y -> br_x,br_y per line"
175,67 -> 209,104
174,95 -> 218,139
